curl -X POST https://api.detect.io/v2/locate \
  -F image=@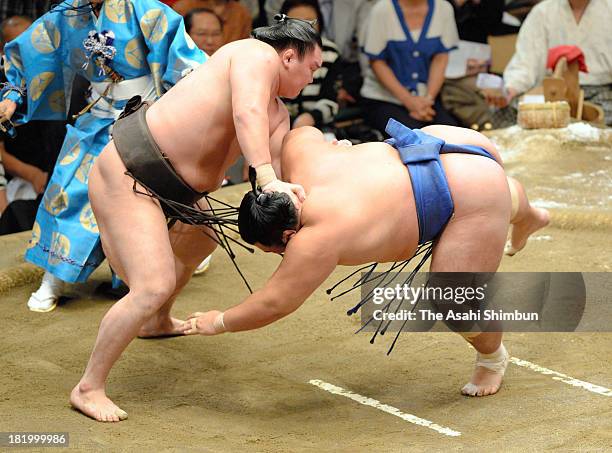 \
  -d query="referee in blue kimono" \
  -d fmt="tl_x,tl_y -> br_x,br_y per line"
0,0 -> 206,312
